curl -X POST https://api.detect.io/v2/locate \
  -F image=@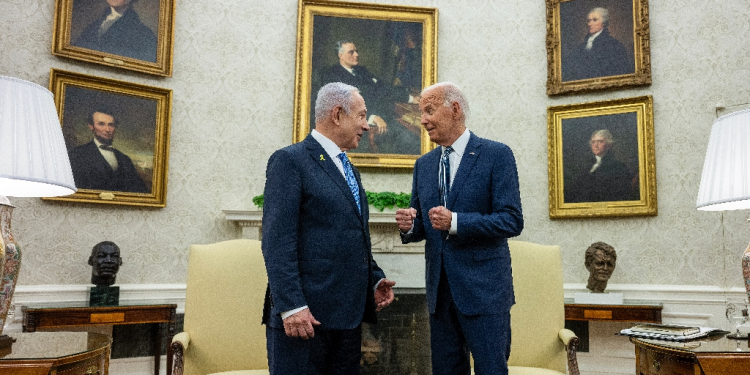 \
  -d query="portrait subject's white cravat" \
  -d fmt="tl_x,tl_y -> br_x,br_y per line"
590,155 -> 603,173
585,30 -> 603,50
99,8 -> 123,37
